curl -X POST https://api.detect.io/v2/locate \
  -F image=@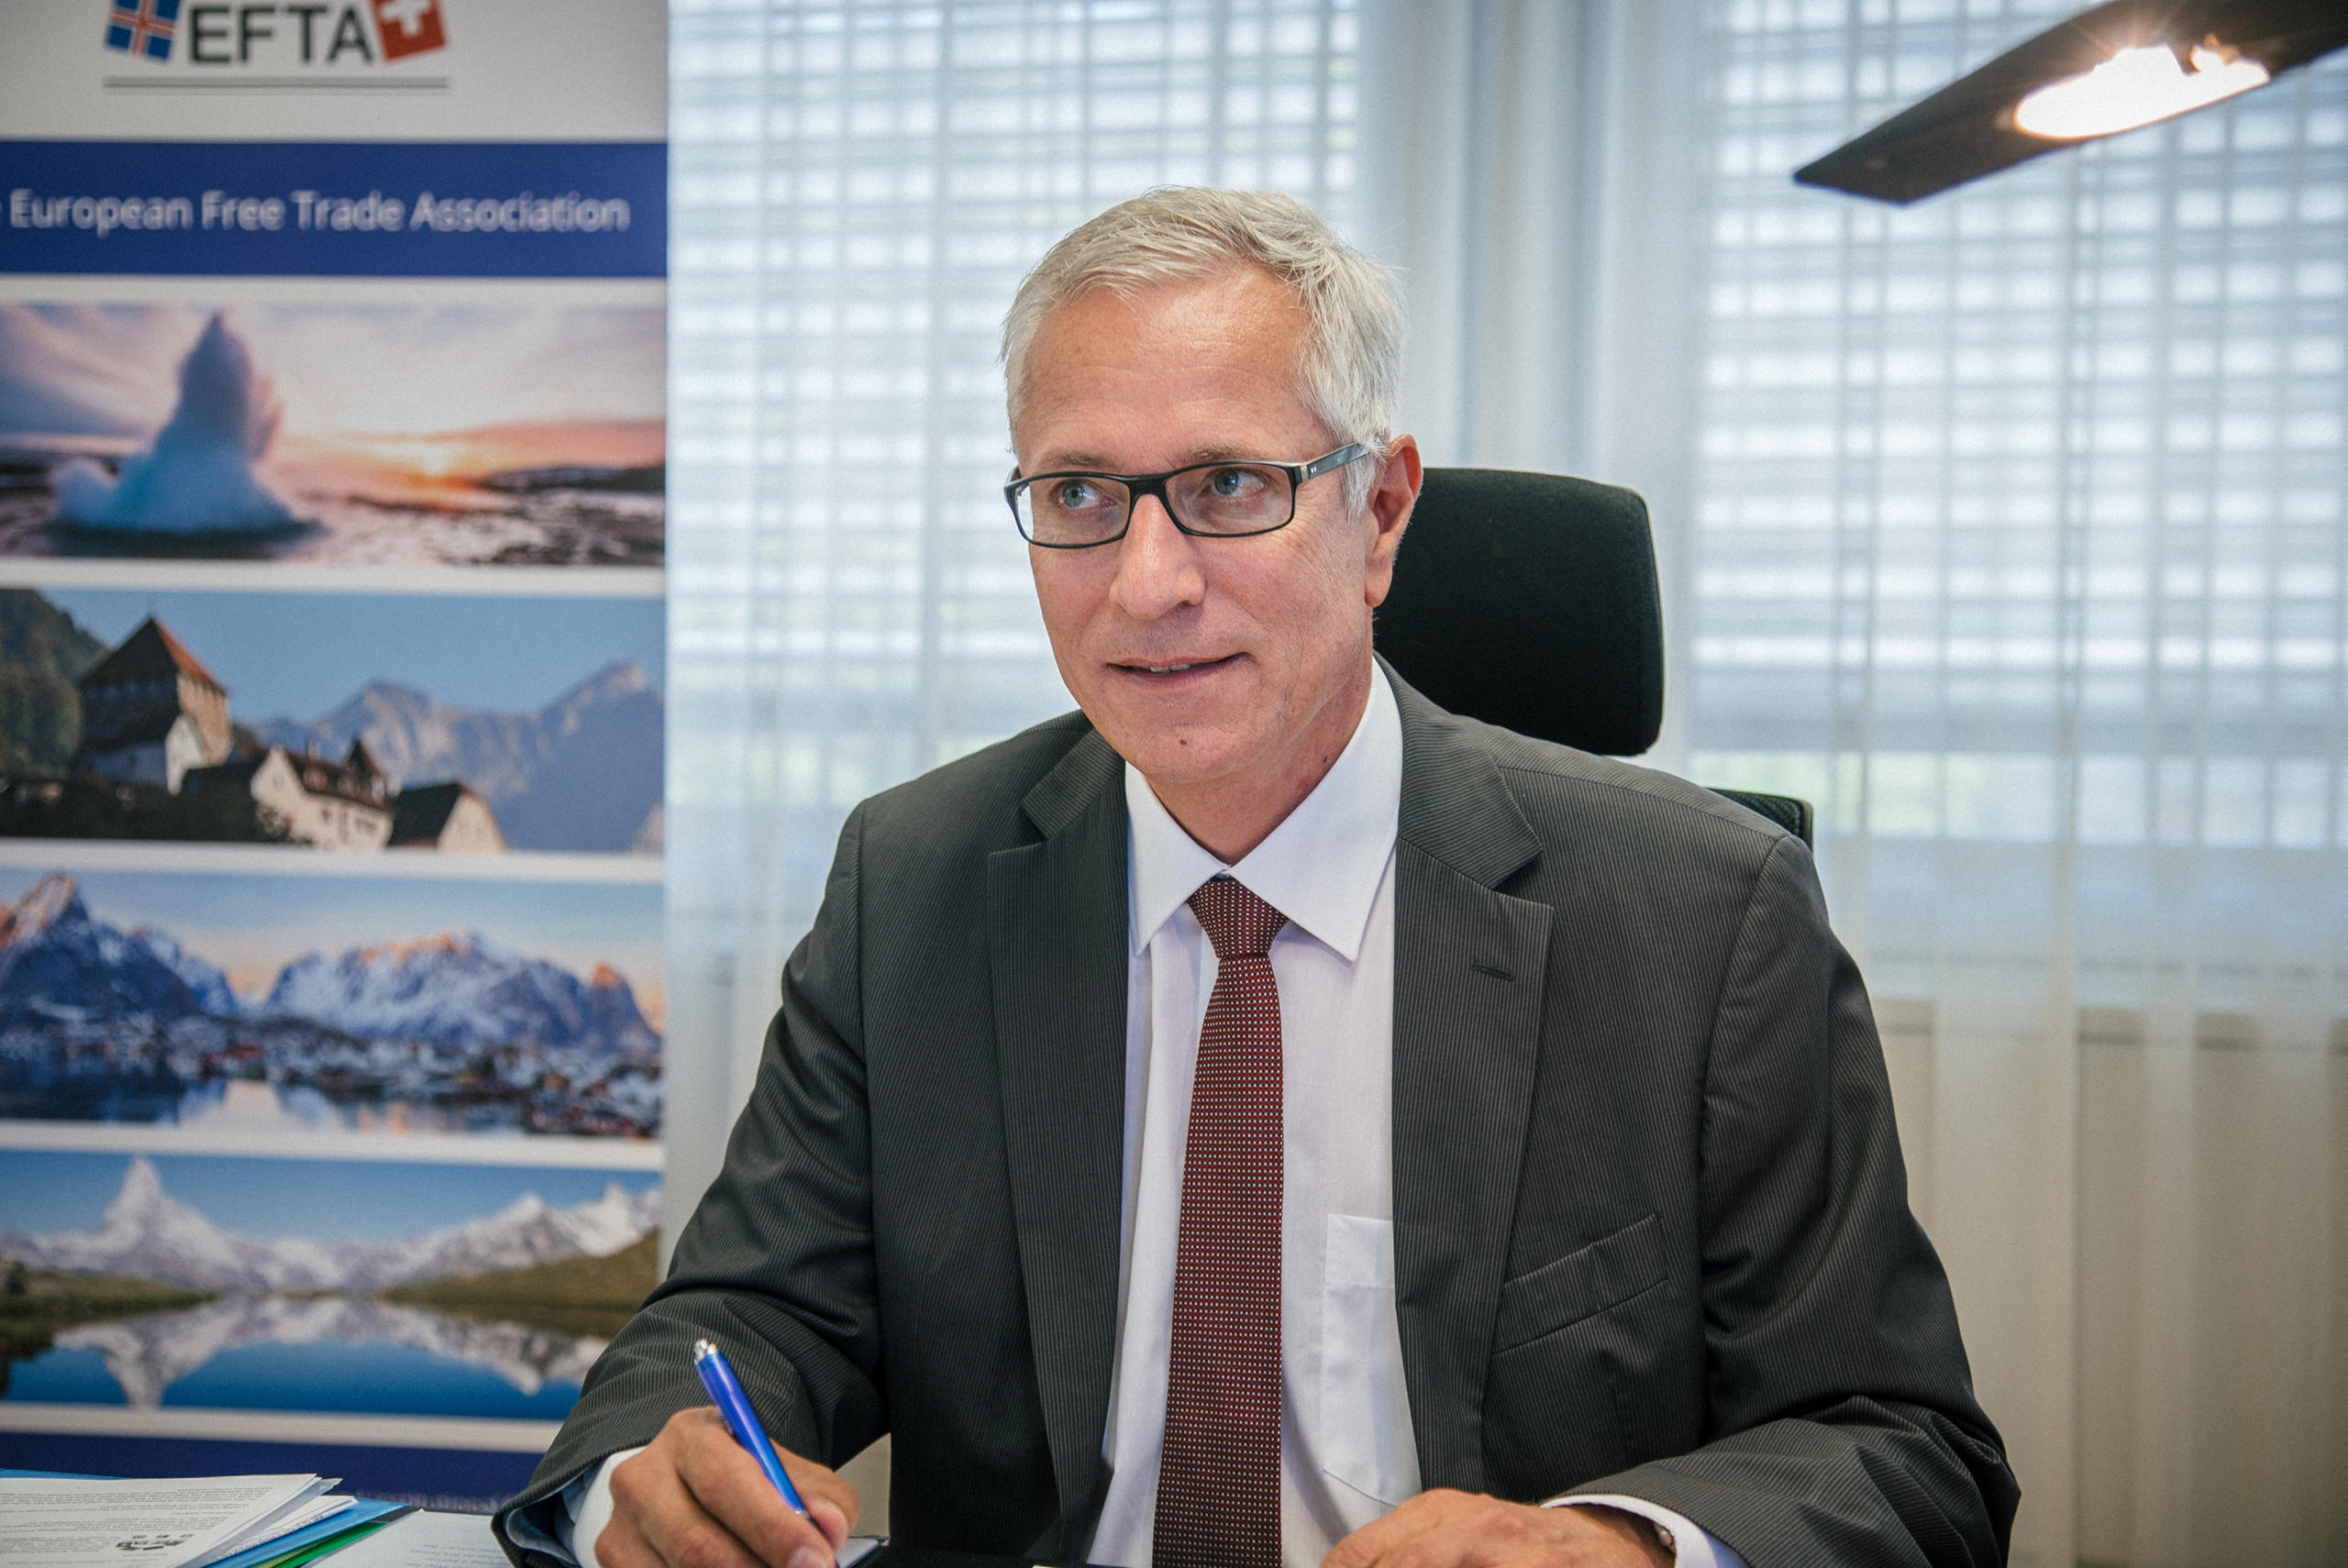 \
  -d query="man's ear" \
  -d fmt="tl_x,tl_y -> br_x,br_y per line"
1362,434 -> 1423,610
